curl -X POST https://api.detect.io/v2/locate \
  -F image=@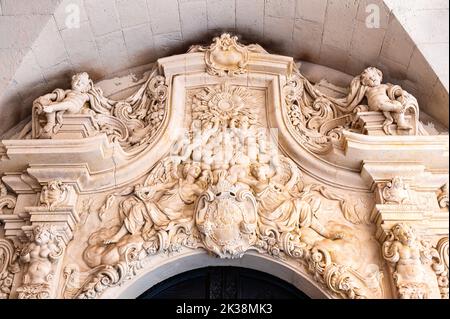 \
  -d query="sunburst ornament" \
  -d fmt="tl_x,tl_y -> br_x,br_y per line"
192,82 -> 258,129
